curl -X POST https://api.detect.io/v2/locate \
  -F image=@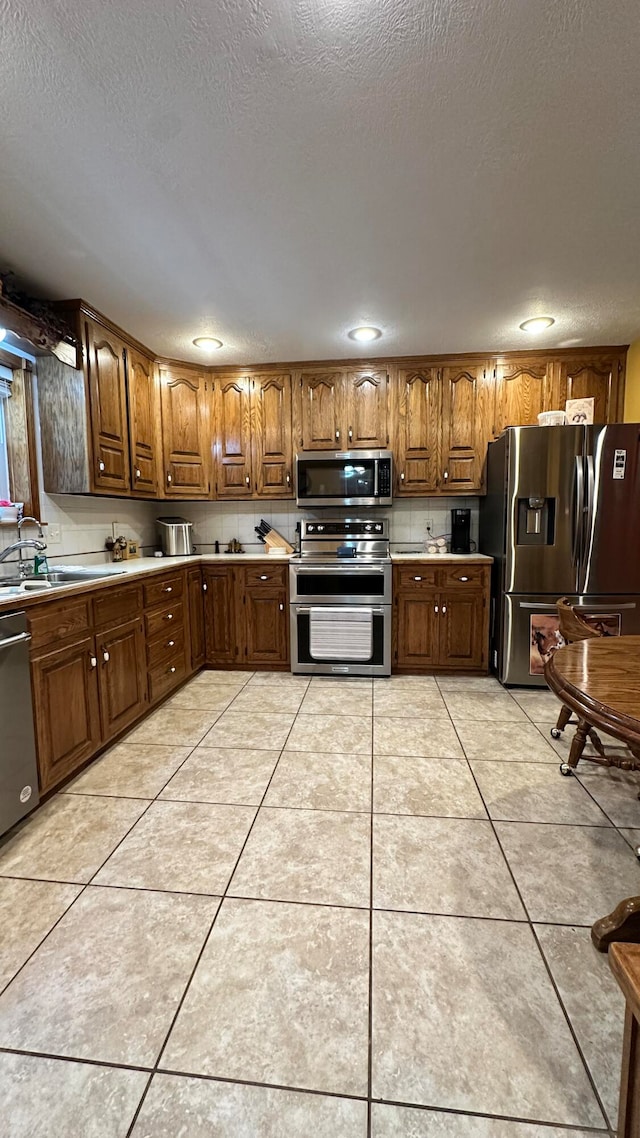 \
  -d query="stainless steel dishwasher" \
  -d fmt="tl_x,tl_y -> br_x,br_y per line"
0,611 -> 39,837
